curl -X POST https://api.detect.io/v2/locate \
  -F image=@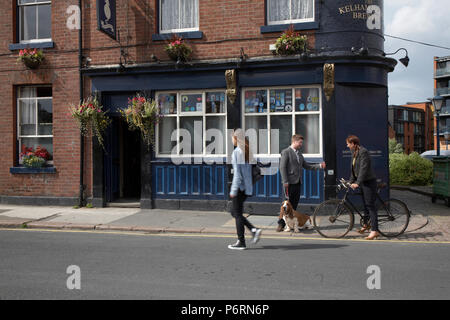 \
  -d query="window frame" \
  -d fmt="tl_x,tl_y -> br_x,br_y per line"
155,89 -> 228,158
159,0 -> 199,35
17,0 -> 52,44
267,0 -> 315,26
17,86 -> 53,165
242,85 -> 323,158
